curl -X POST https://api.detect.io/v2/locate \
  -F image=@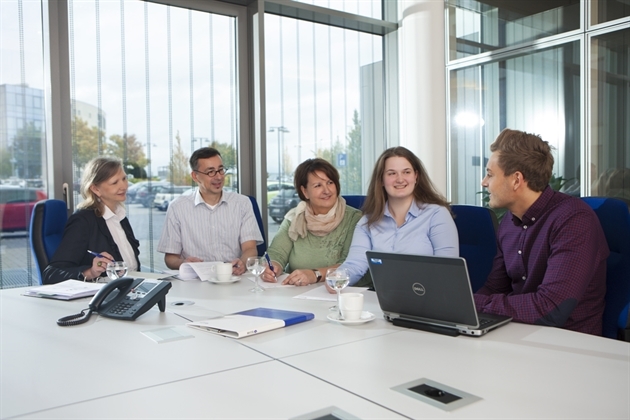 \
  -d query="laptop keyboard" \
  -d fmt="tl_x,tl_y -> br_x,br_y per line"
478,317 -> 494,327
